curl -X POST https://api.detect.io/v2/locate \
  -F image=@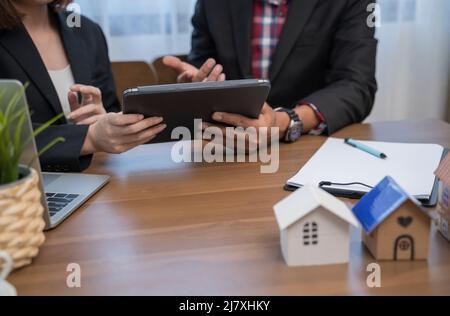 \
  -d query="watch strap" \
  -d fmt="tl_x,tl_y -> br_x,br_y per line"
274,107 -> 303,142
